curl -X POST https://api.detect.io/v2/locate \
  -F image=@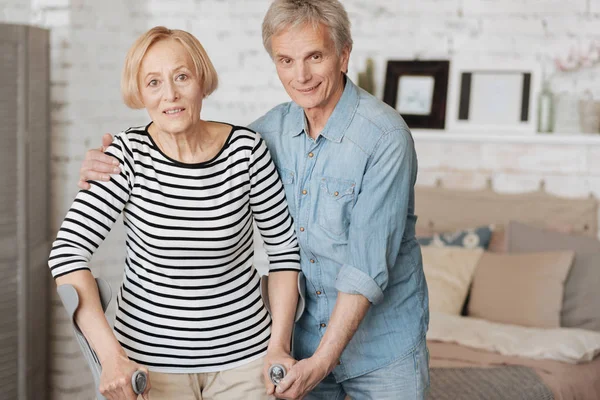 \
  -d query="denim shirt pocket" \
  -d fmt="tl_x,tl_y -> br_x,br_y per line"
277,167 -> 296,217
318,177 -> 355,236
